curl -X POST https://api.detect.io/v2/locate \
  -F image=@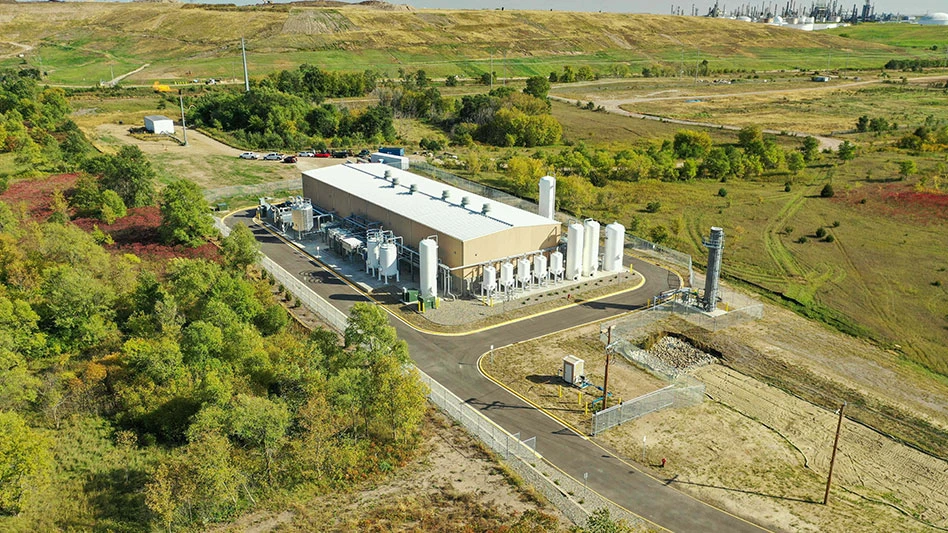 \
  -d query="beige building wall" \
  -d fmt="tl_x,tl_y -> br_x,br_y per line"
303,176 -> 561,275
